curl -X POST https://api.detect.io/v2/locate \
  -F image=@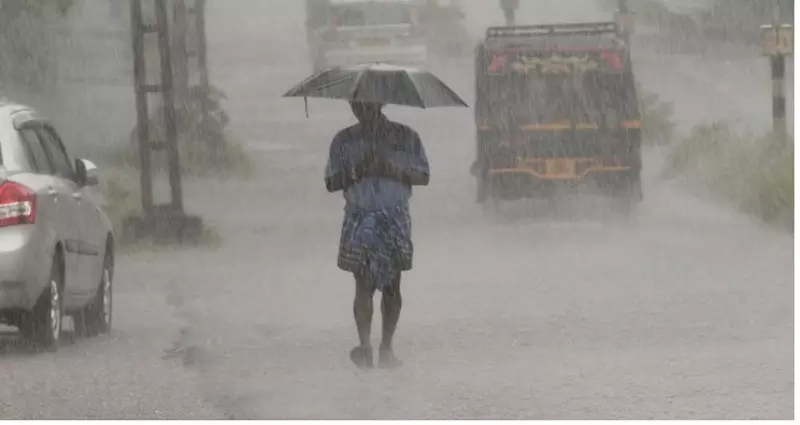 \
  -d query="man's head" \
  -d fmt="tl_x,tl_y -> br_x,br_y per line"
350,101 -> 384,124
